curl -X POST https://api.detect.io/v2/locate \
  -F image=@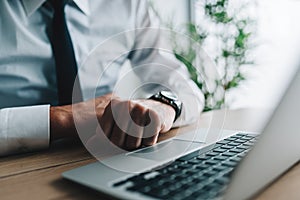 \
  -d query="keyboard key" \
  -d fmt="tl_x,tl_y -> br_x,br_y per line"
222,152 -> 237,157
166,183 -> 183,192
176,164 -> 191,169
181,177 -> 194,186
213,155 -> 228,161
156,168 -> 169,175
192,175 -> 207,183
196,155 -> 210,161
187,159 -> 201,165
230,135 -> 243,139
204,182 -> 222,190
236,133 -> 247,137
195,164 -> 210,170
178,151 -> 200,161
228,142 -> 240,146
205,160 -> 220,165
224,137 -> 237,141
236,147 -> 247,151
168,160 -> 184,167
243,142 -> 254,146
175,161 -> 188,167
220,145 -> 233,149
212,165 -> 228,172
206,152 -> 220,157
171,192 -> 190,200
235,139 -> 248,143
230,156 -> 242,163
142,188 -> 170,199
237,145 -> 249,150
243,135 -> 255,140
215,176 -> 230,184
216,140 -> 230,145
229,148 -> 245,153
222,161 -> 237,167
203,171 -> 216,177
154,189 -> 170,198
191,191 -> 210,199
184,168 -> 201,174
213,148 -> 227,153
